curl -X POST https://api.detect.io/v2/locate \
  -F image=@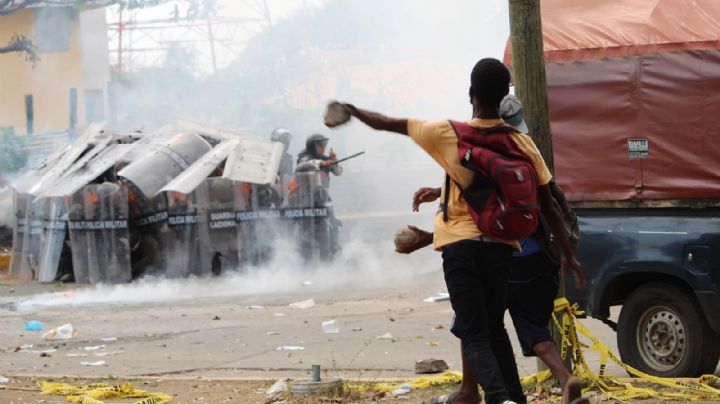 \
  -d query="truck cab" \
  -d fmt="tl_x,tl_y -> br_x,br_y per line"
567,208 -> 720,376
